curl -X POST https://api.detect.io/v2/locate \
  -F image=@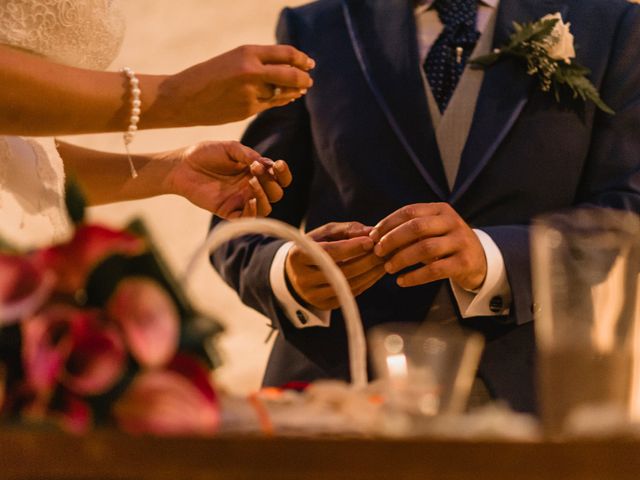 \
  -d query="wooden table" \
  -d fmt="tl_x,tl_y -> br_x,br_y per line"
2,429 -> 639,480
